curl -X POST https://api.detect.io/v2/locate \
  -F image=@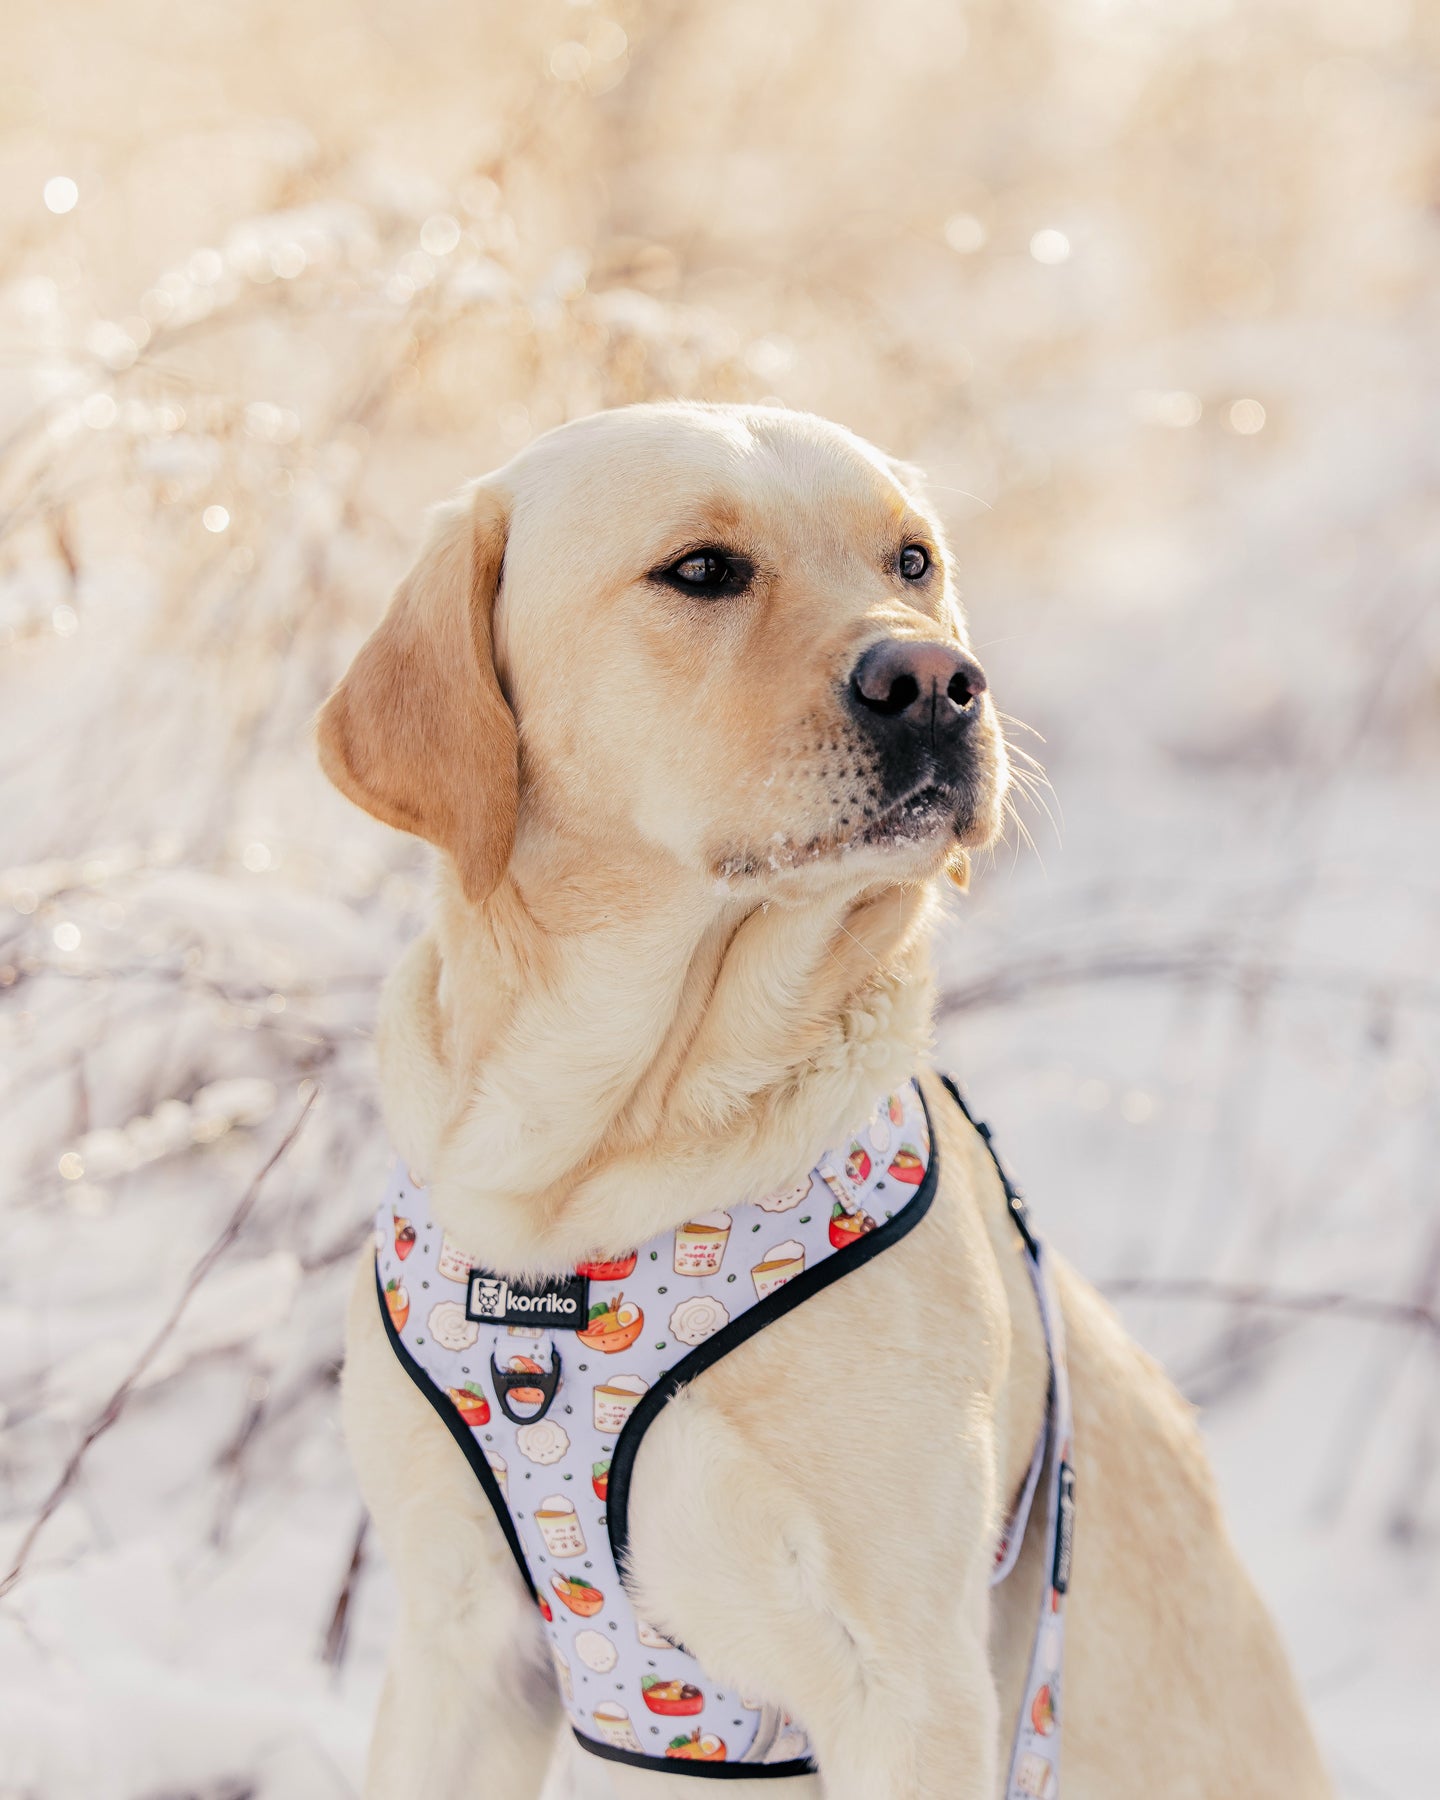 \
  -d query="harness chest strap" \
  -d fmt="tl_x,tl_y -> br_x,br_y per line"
373,1076 -> 1072,1790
